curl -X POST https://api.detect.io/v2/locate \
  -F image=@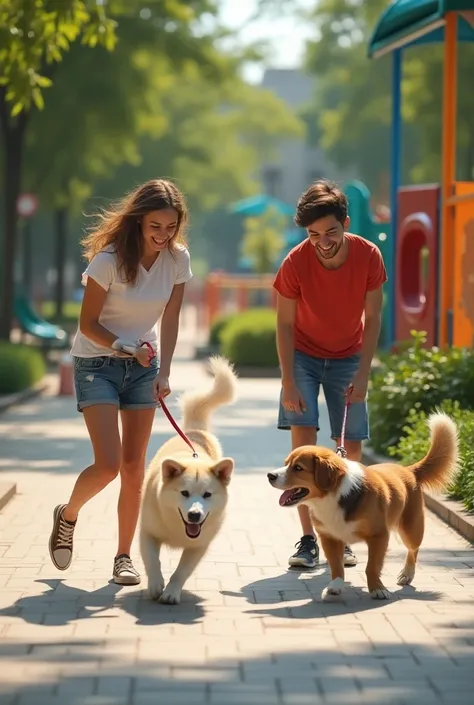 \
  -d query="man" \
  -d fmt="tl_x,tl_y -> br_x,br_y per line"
274,180 -> 387,569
